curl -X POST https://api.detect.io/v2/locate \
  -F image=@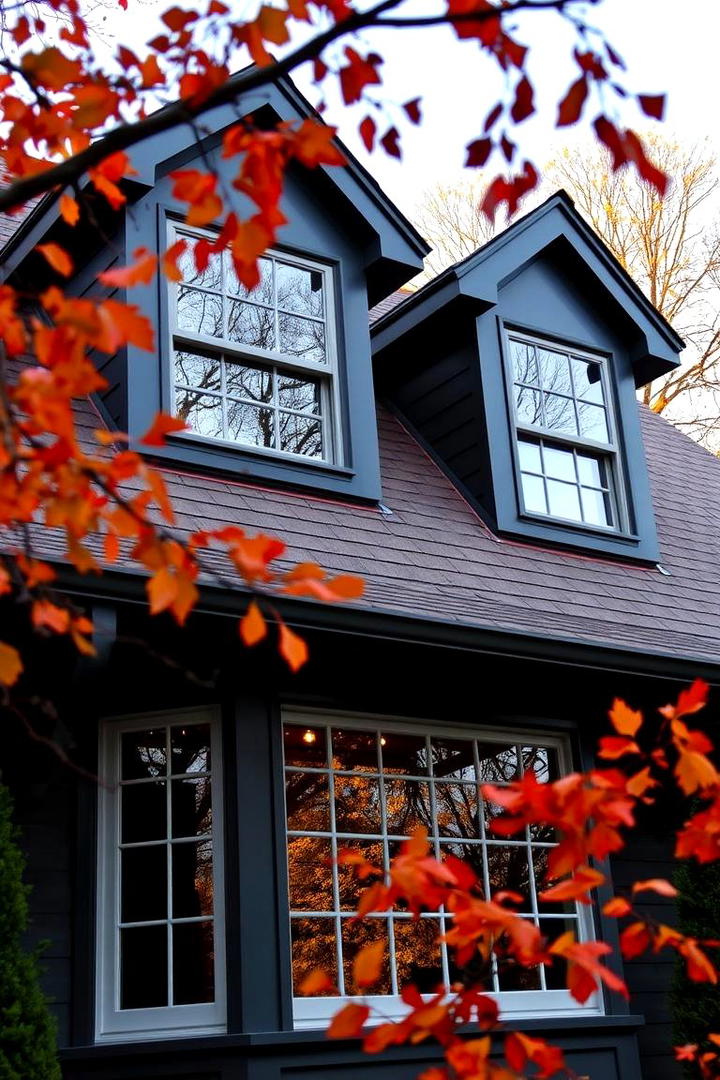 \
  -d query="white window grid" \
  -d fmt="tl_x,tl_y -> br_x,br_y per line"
168,221 -> 342,465
506,329 -> 626,532
282,710 -> 601,1027
96,709 -> 226,1043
